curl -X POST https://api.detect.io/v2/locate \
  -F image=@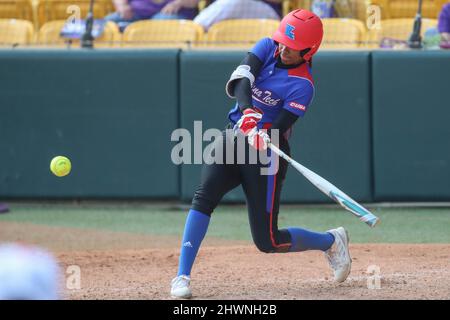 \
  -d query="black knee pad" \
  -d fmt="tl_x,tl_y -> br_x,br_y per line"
191,189 -> 215,216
